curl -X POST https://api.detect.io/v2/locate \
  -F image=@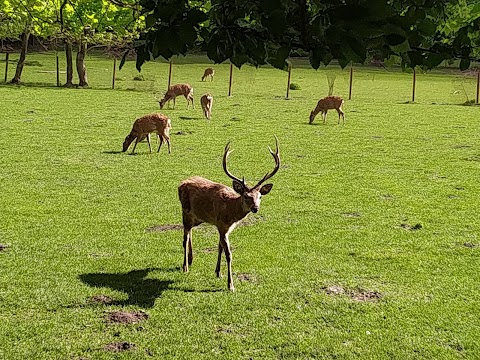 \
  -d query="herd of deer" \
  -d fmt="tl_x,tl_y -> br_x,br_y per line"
121,67 -> 345,291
